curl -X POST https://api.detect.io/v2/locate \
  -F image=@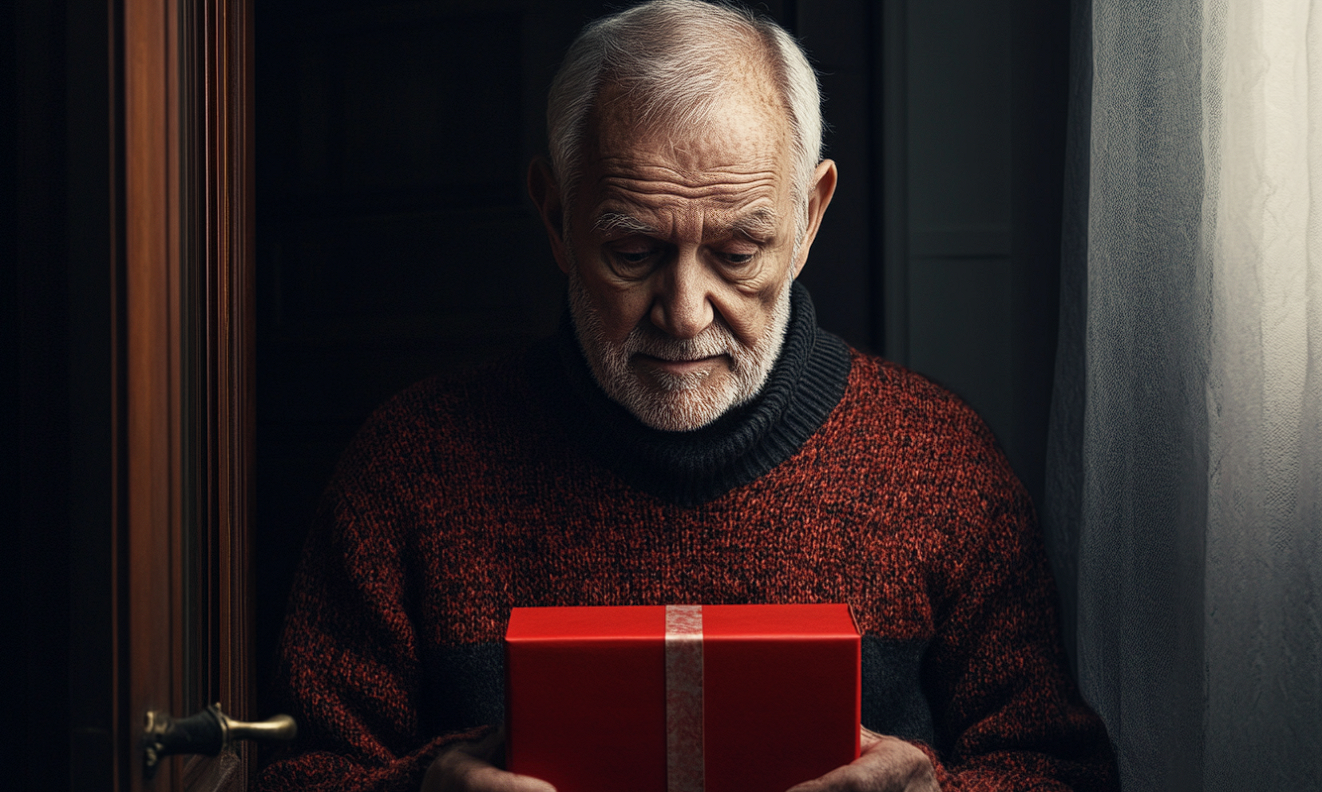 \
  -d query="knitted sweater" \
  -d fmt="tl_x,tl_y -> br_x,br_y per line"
255,284 -> 1117,791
